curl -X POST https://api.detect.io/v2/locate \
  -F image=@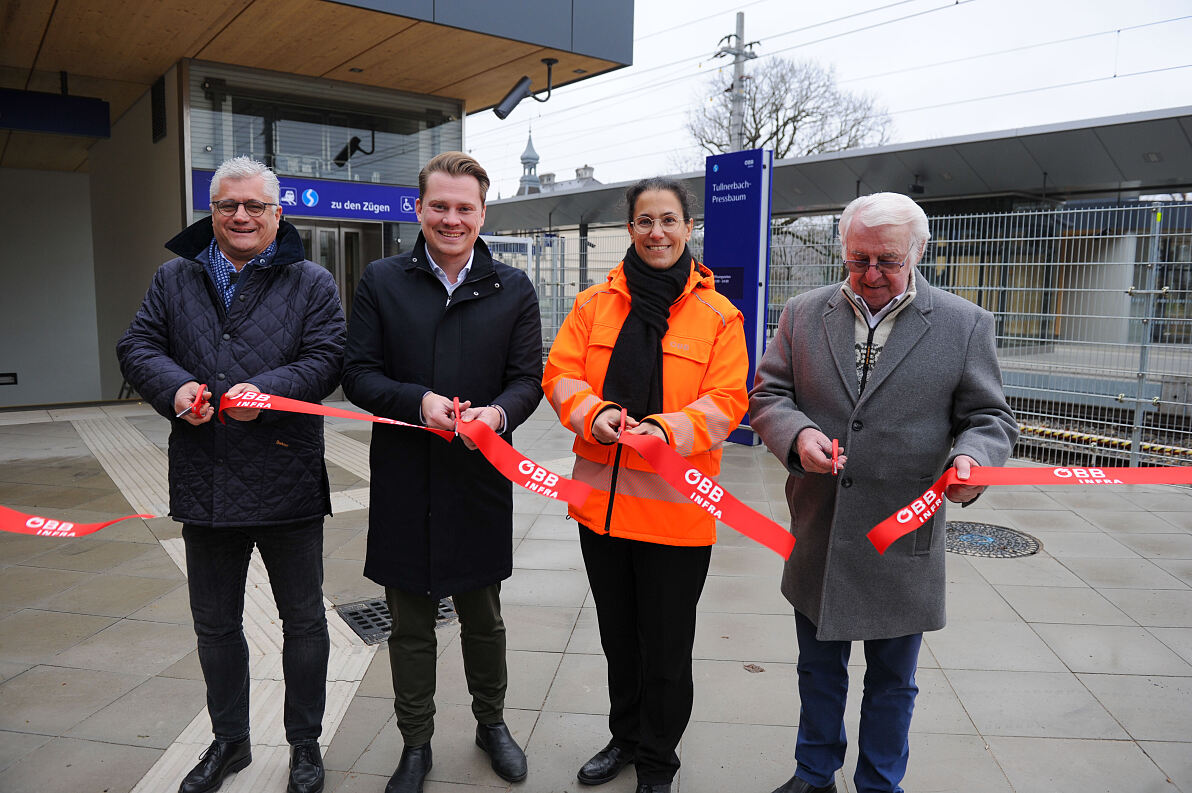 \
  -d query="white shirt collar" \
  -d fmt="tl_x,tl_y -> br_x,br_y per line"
424,245 -> 474,296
